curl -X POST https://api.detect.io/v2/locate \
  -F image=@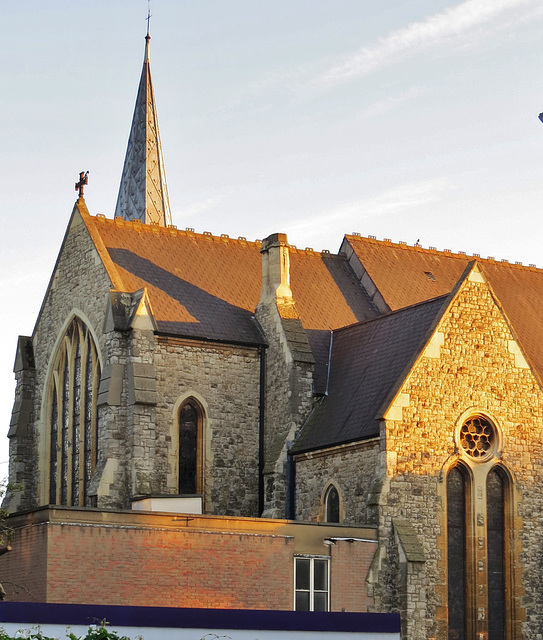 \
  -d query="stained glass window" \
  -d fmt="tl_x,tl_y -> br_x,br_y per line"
179,400 -> 201,494
325,485 -> 340,523
447,465 -> 467,640
487,468 -> 506,640
448,414 -> 510,638
49,387 -> 58,505
48,318 -> 100,506
71,337 -> 81,505
460,416 -> 495,459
